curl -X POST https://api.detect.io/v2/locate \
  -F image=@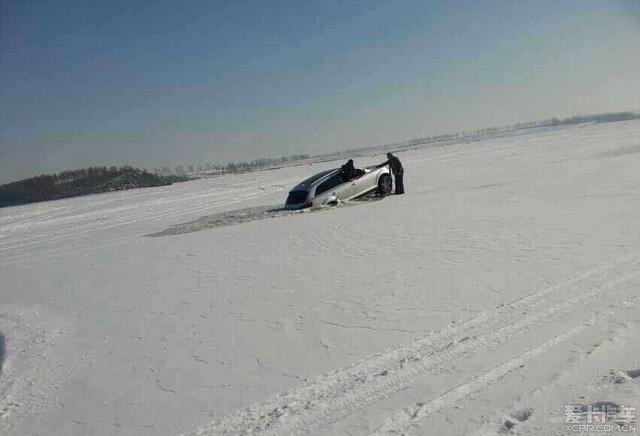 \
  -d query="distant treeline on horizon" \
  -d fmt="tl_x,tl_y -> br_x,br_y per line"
150,110 -> 640,177
0,166 -> 188,208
